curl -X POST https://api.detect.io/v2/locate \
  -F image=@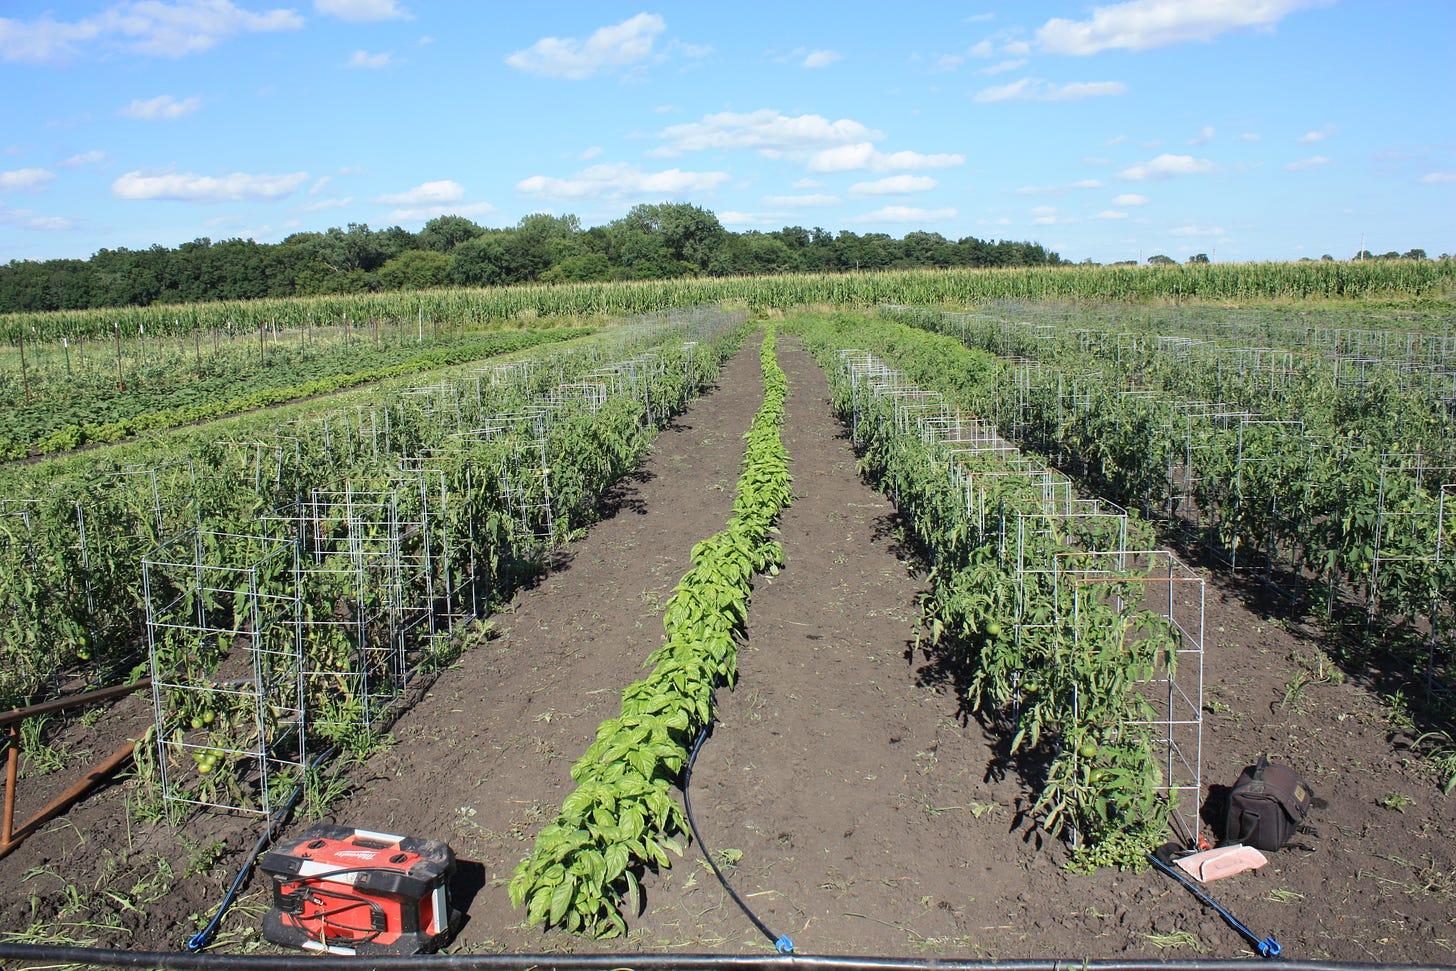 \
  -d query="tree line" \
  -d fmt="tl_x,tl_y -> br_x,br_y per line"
0,203 -> 1063,314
